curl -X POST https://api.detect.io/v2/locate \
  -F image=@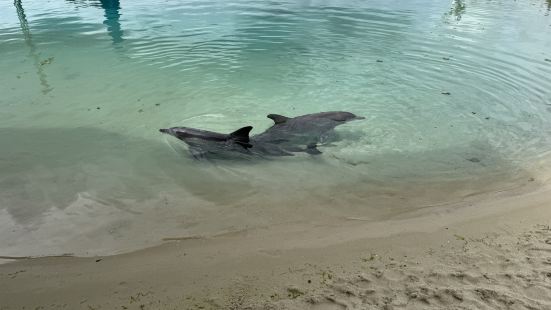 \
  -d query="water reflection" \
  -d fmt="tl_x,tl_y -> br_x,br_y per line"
13,0 -> 53,94
213,5 -> 413,89
99,0 -> 124,44
65,0 -> 124,44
